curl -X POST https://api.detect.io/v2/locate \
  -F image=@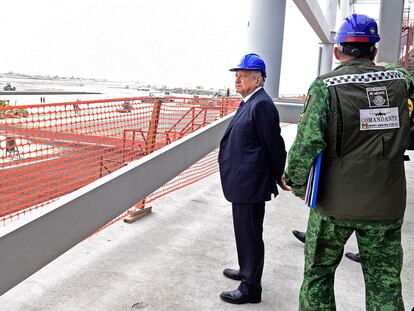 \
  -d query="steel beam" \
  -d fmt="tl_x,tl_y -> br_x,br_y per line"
292,0 -> 334,43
